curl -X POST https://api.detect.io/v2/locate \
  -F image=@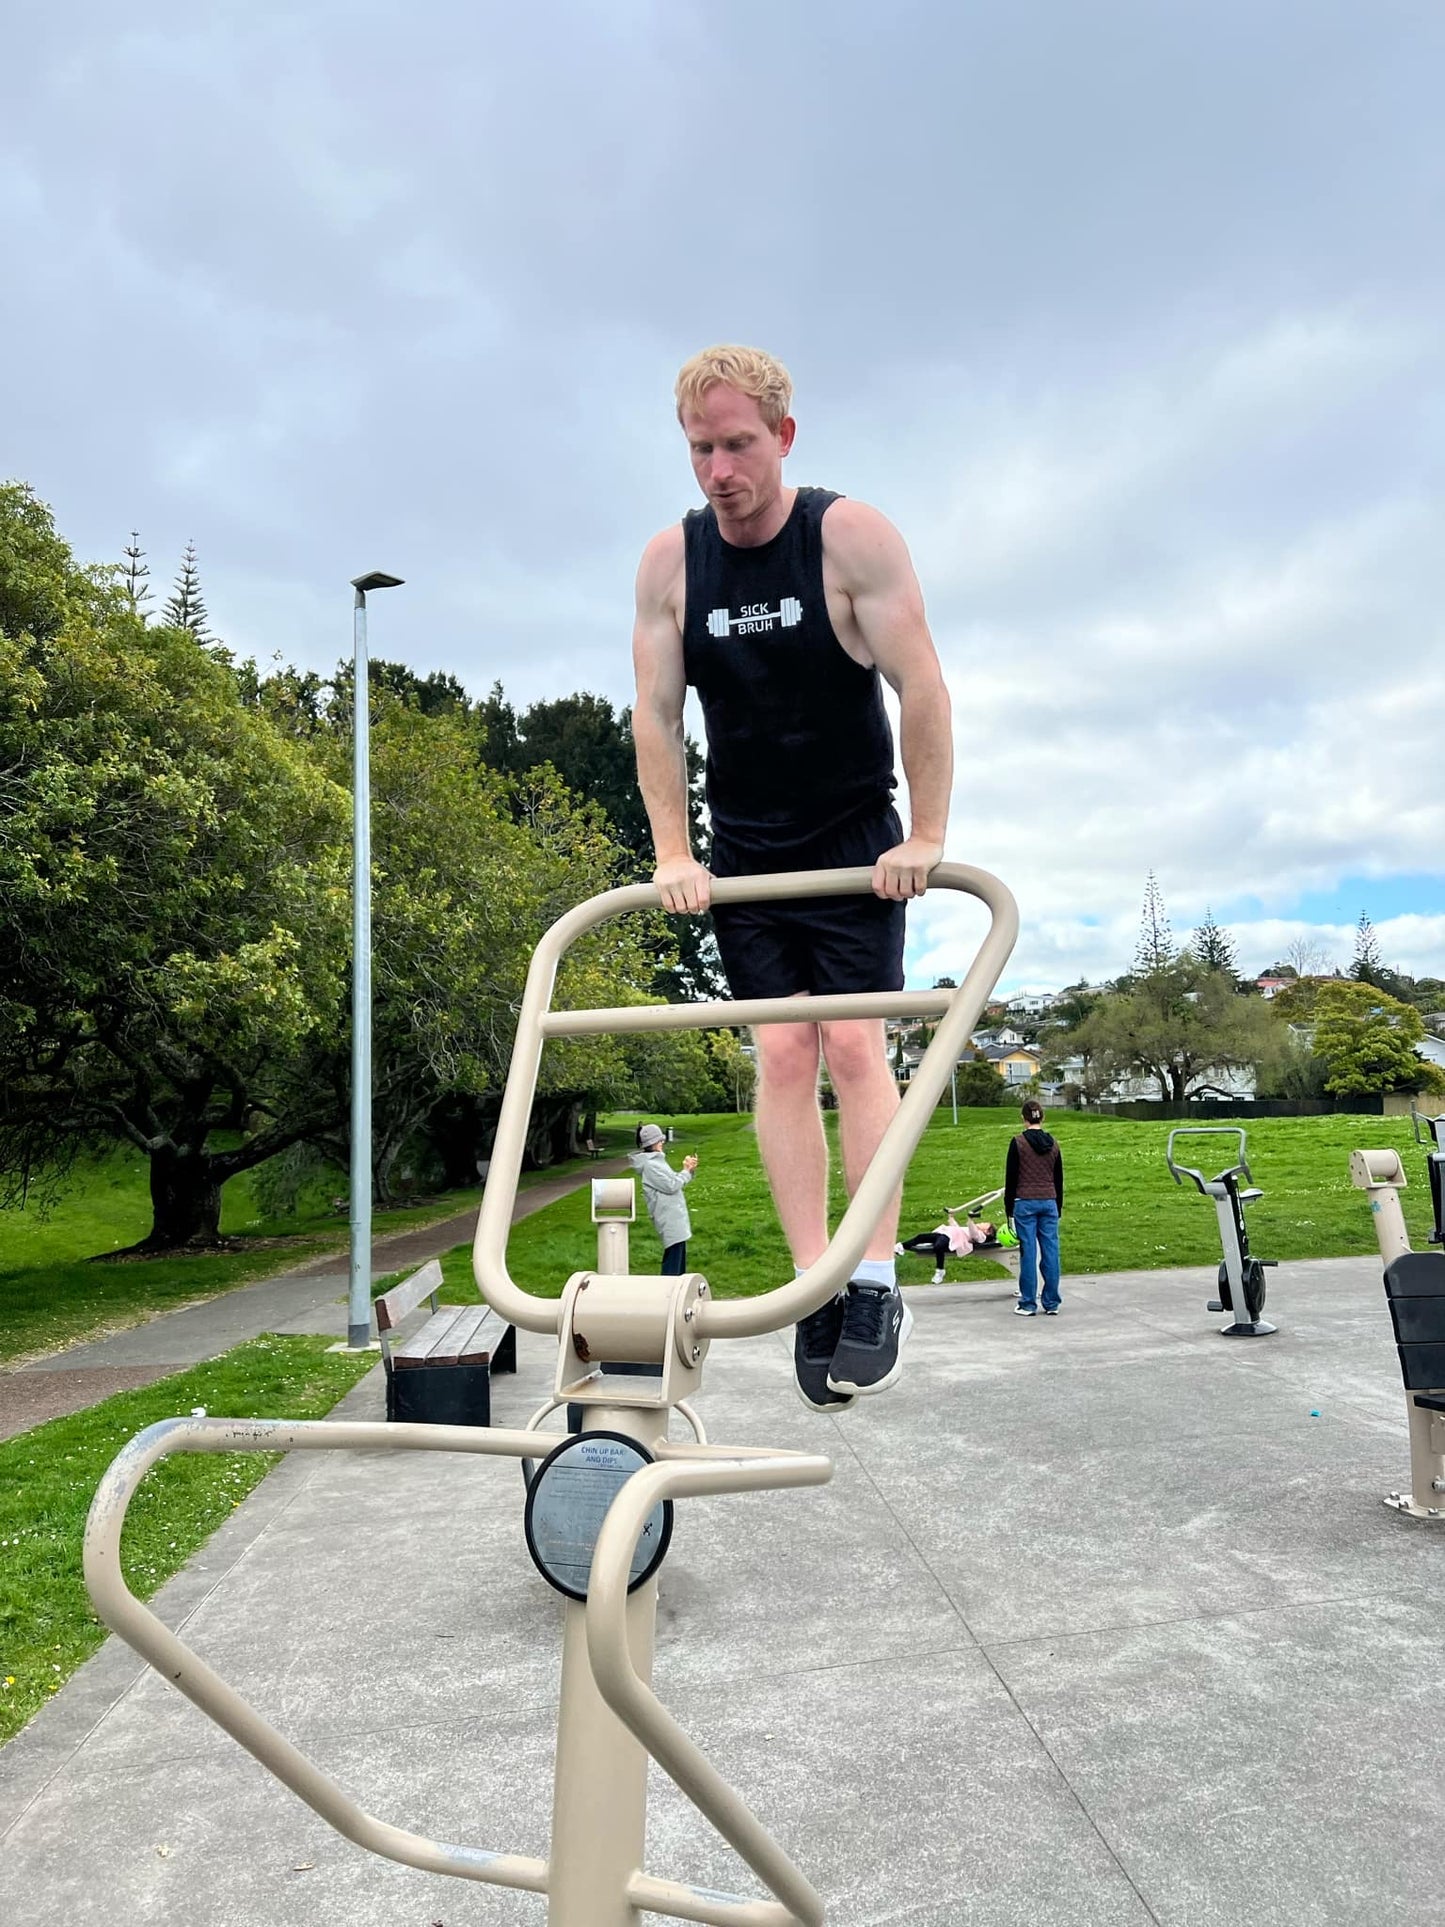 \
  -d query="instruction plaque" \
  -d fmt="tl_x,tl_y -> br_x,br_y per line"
524,1431 -> 674,1602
